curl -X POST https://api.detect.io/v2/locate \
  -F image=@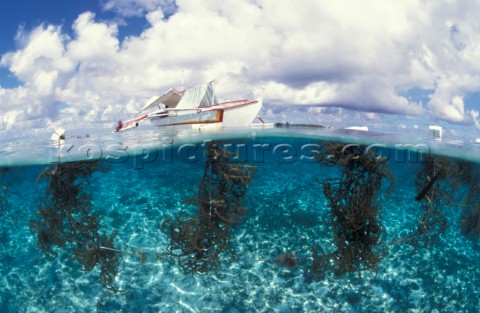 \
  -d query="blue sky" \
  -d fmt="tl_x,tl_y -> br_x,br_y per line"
0,0 -> 479,139
0,1 -> 98,51
0,1 -> 100,87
